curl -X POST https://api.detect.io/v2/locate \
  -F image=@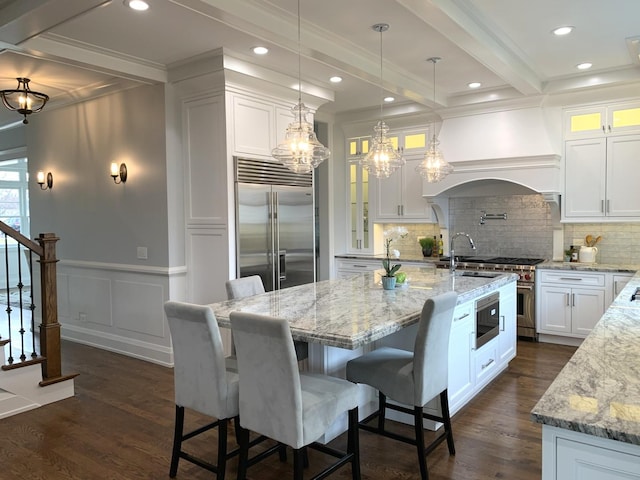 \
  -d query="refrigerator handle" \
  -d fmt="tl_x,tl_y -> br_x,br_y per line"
273,191 -> 281,289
